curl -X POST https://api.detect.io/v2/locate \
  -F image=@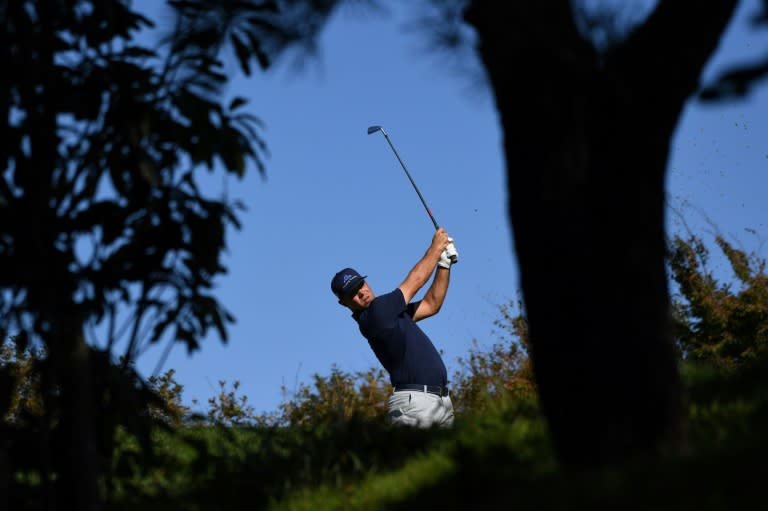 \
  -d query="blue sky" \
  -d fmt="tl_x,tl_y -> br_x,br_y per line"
131,0 -> 767,414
